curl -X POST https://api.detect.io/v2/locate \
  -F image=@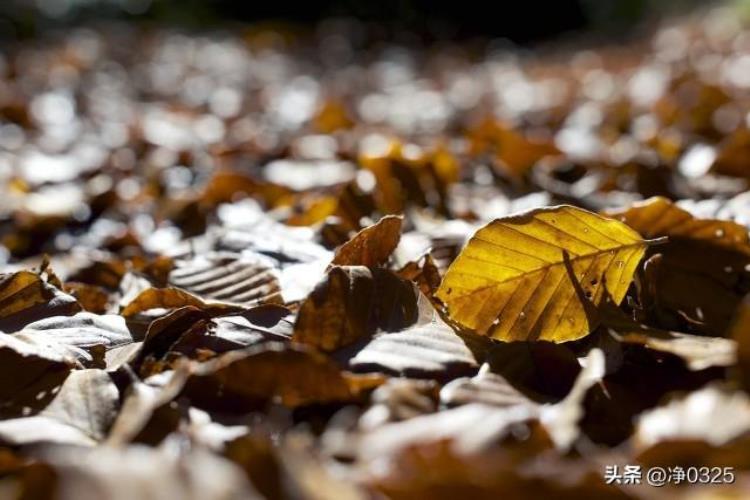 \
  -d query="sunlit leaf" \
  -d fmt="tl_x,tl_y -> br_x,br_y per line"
436,206 -> 648,342
331,215 -> 403,267
605,196 -> 750,253
168,252 -> 282,307
0,270 -> 81,332
0,369 -> 119,446
120,287 -> 244,318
